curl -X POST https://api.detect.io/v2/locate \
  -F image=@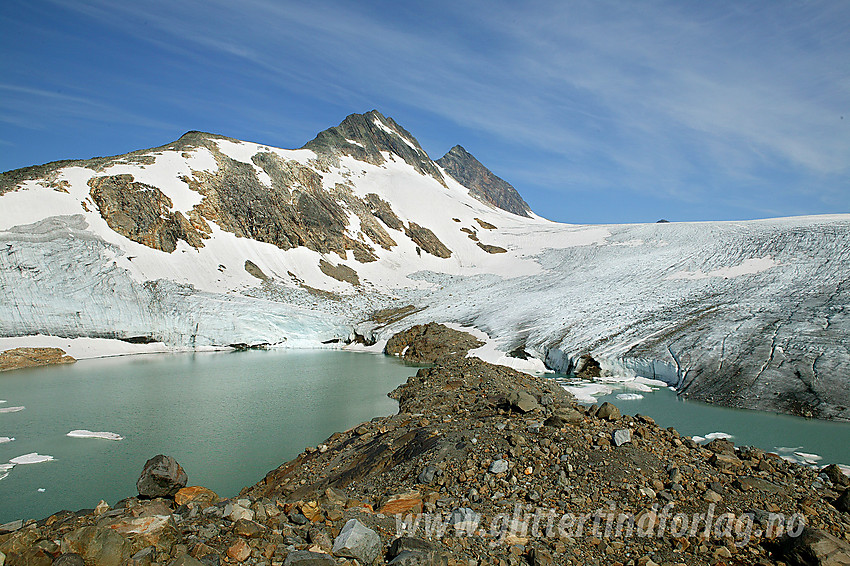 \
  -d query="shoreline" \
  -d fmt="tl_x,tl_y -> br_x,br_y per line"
2,325 -> 848,564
